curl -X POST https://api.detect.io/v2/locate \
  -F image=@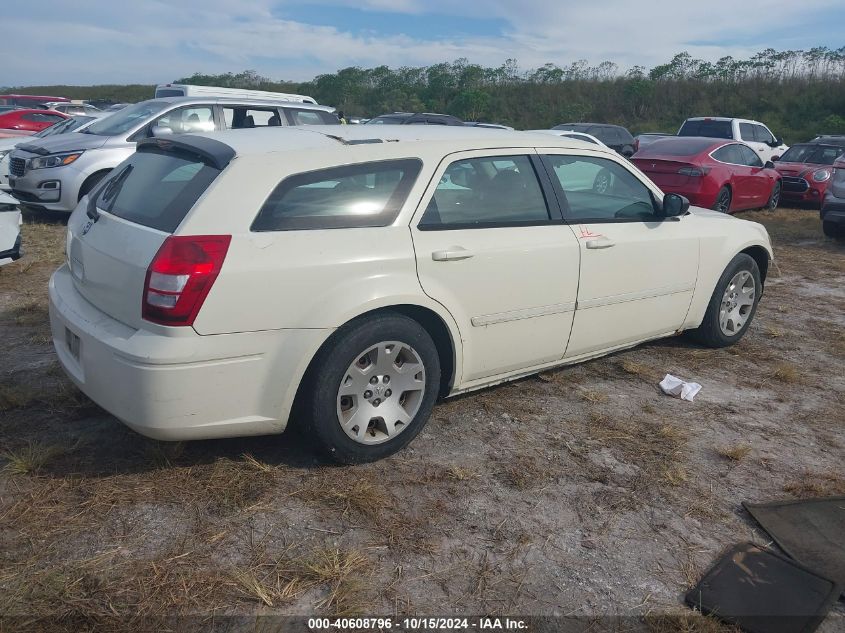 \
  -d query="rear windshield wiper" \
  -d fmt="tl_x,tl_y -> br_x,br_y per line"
87,164 -> 133,222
